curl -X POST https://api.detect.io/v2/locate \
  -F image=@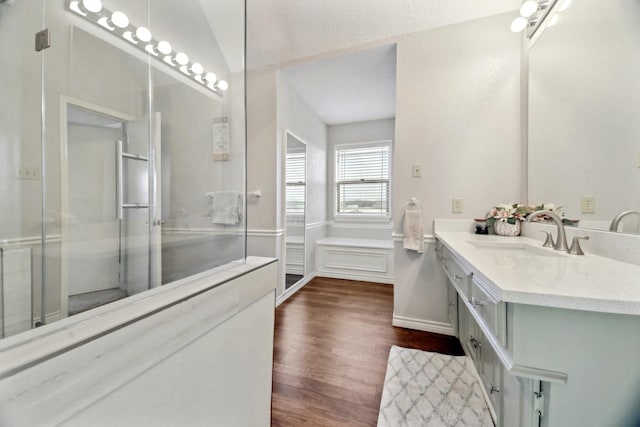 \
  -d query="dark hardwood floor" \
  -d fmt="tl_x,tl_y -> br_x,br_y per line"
271,277 -> 464,426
